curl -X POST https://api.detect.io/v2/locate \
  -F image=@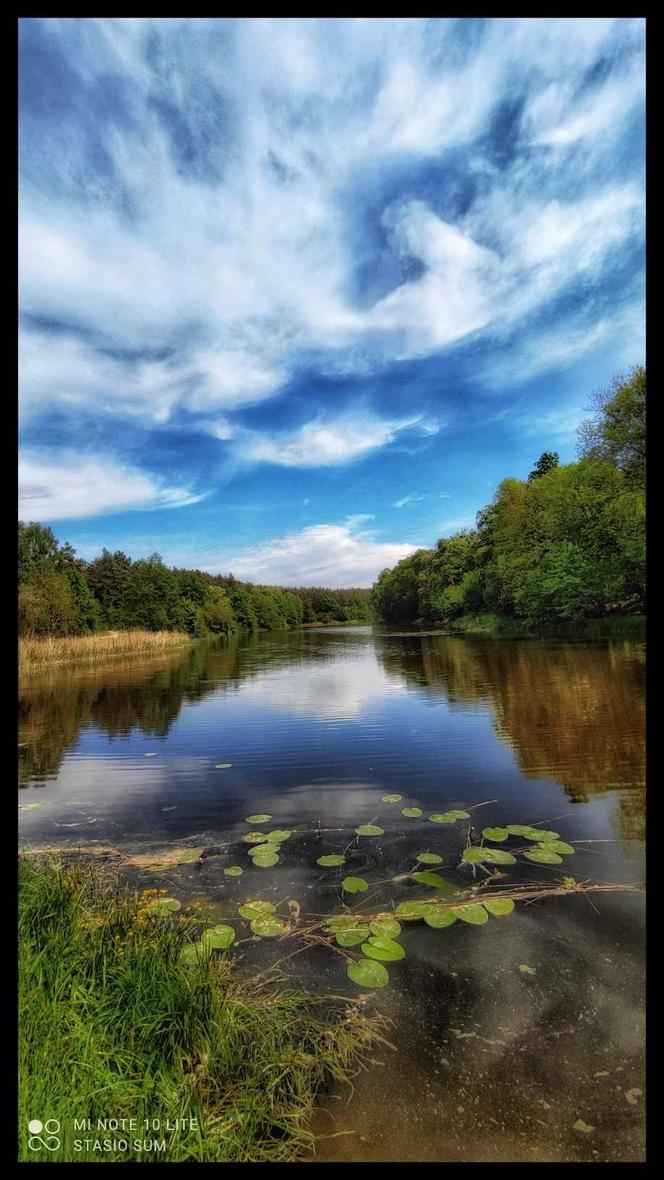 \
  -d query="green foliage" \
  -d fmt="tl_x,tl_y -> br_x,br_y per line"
371,369 -> 645,627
